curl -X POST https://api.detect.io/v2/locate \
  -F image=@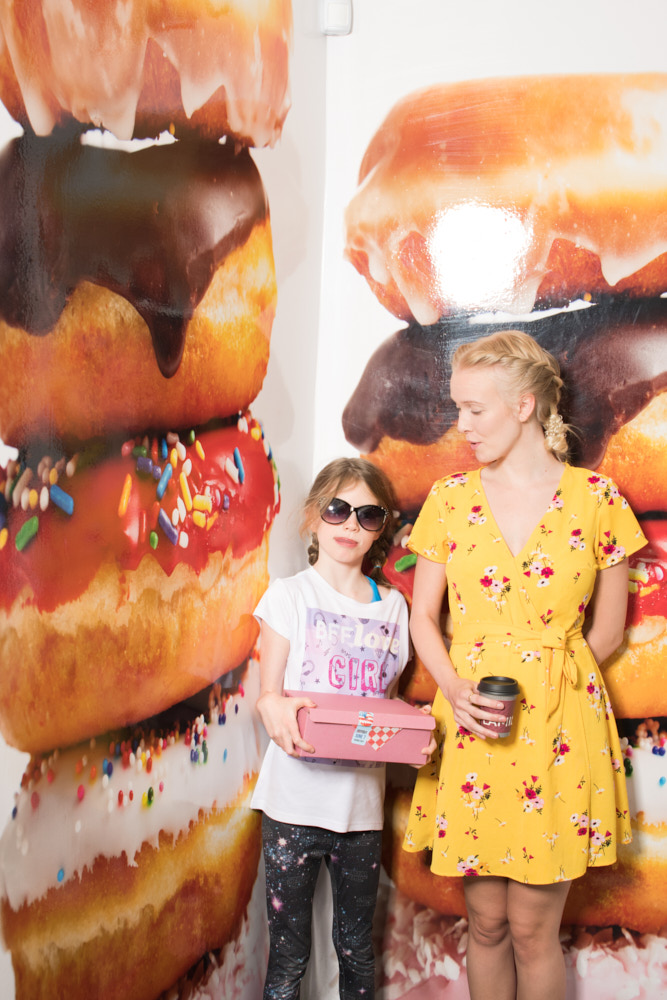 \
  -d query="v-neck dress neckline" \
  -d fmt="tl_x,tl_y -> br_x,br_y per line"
476,464 -> 569,560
